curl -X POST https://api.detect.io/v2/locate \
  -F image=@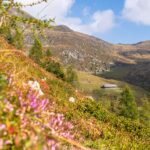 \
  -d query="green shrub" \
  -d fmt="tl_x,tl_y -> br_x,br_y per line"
0,25 -> 13,44
44,60 -> 65,80
119,86 -> 139,120
76,98 -> 150,139
77,99 -> 107,121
